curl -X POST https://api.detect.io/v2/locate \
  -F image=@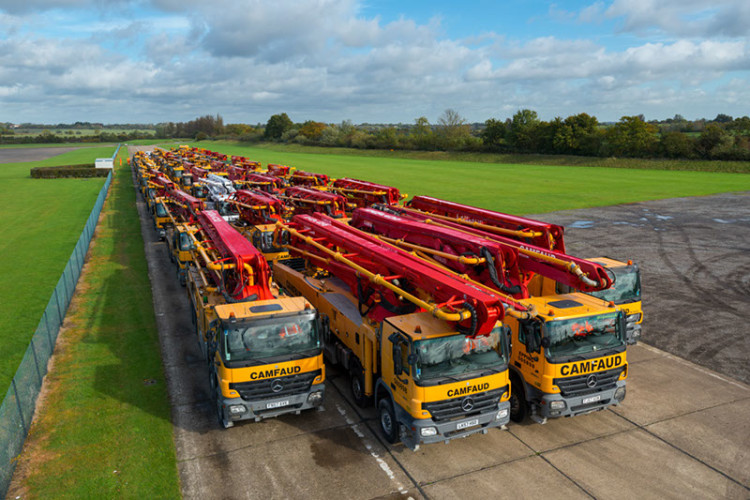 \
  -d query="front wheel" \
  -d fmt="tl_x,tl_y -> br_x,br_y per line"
378,398 -> 399,443
216,391 -> 234,429
509,377 -> 528,423
211,372 -> 233,429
